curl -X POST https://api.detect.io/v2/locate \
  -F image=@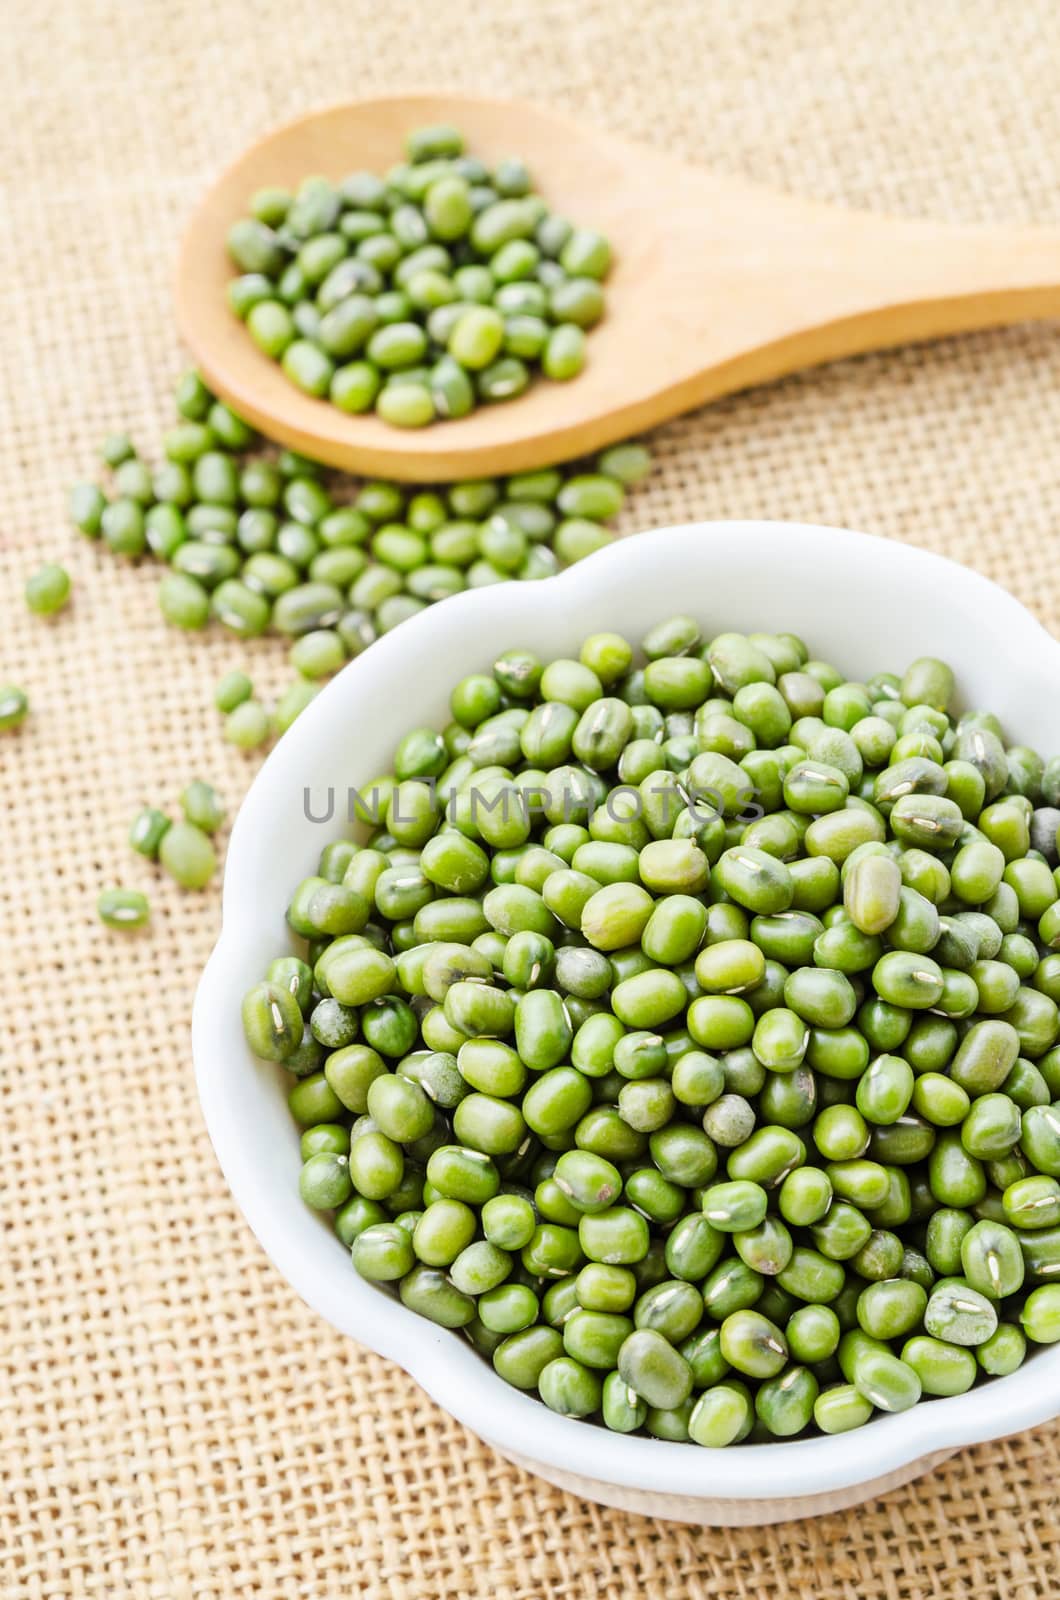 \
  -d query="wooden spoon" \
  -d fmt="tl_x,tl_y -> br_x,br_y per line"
177,93 -> 1060,481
